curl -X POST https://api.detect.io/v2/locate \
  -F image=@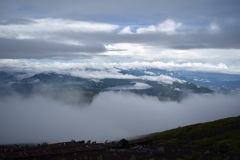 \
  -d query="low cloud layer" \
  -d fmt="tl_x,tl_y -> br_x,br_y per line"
0,59 -> 238,76
1,91 -> 240,144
